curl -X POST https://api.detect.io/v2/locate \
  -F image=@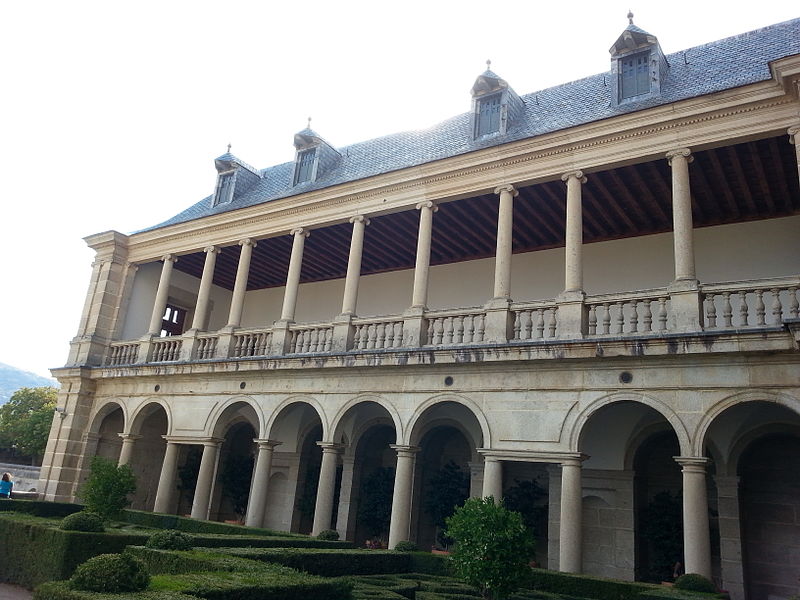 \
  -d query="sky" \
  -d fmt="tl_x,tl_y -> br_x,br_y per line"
0,0 -> 797,378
